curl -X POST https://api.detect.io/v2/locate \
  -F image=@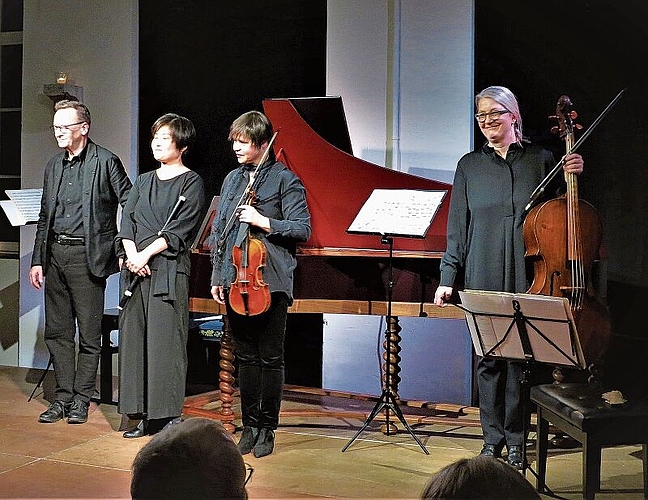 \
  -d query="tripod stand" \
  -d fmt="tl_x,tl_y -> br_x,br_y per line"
28,356 -> 53,401
342,236 -> 429,454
